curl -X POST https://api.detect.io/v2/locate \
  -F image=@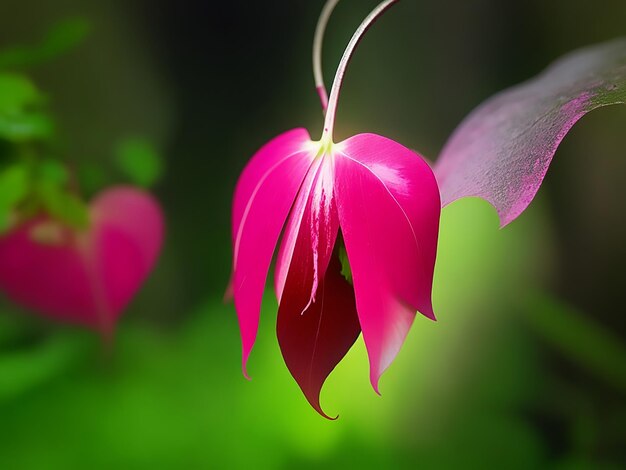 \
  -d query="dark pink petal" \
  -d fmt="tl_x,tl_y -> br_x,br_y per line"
277,160 -> 356,417
0,186 -> 163,334
333,133 -> 440,392
231,130 -> 315,376
435,38 -> 626,226
278,256 -> 359,419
